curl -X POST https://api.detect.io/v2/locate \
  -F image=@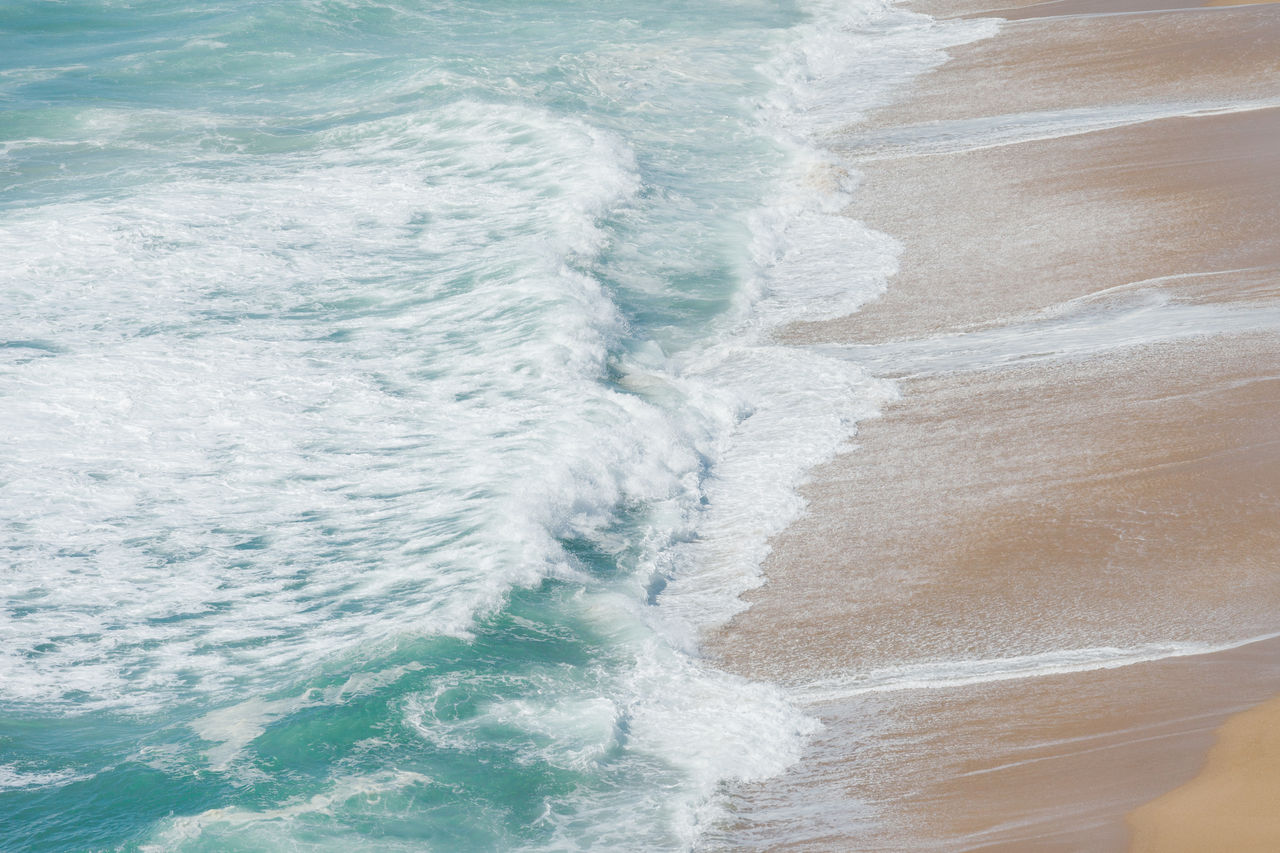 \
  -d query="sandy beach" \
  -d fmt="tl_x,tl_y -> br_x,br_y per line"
708,0 -> 1280,849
